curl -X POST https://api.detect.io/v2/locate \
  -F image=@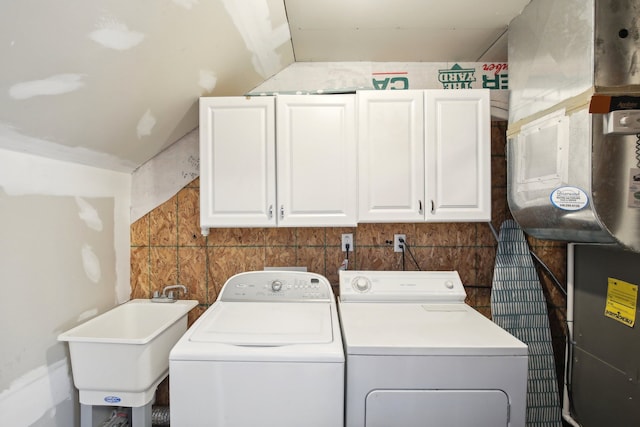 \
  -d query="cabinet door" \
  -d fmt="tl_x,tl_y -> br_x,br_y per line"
276,95 -> 357,226
199,97 -> 276,232
358,90 -> 425,222
424,89 -> 491,221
